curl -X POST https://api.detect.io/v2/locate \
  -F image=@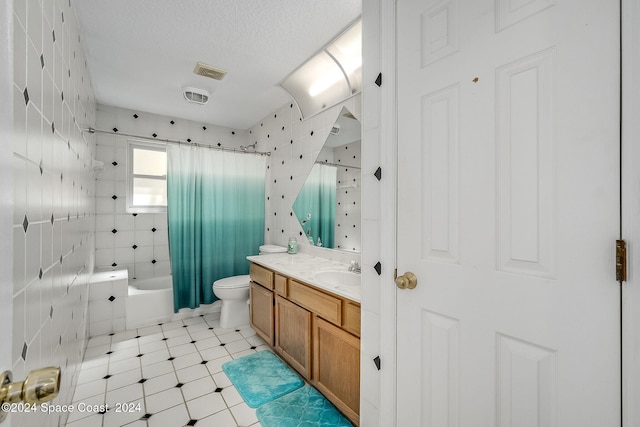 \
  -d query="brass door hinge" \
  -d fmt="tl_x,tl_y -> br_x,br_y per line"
616,239 -> 627,282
